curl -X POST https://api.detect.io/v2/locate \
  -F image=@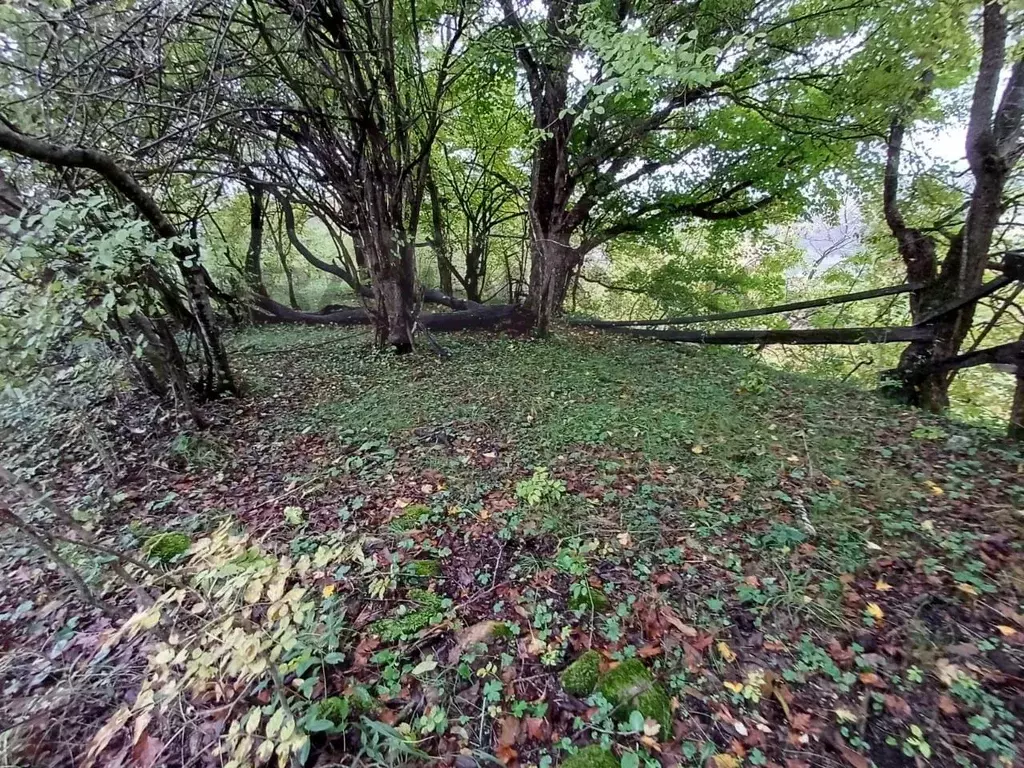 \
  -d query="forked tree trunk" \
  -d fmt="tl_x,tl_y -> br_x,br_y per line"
357,222 -> 416,352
